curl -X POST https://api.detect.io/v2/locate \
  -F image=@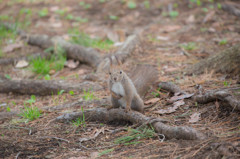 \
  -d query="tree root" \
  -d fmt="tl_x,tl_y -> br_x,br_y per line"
0,79 -> 102,95
56,108 -> 206,140
158,82 -> 185,94
222,2 -> 240,18
193,90 -> 240,111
